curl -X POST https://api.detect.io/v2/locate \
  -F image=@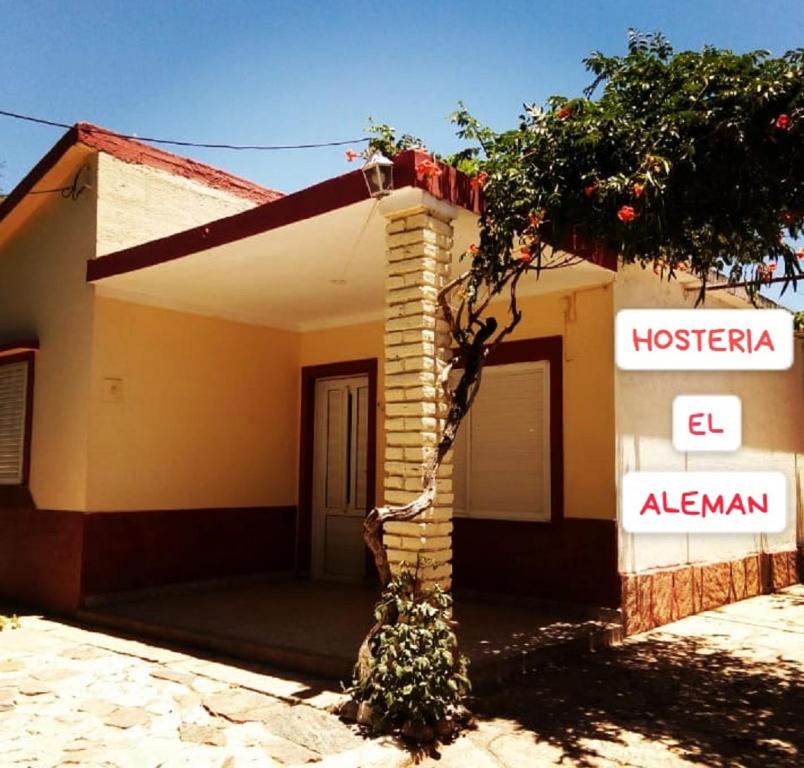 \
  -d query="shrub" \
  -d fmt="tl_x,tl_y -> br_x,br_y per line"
348,569 -> 469,739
